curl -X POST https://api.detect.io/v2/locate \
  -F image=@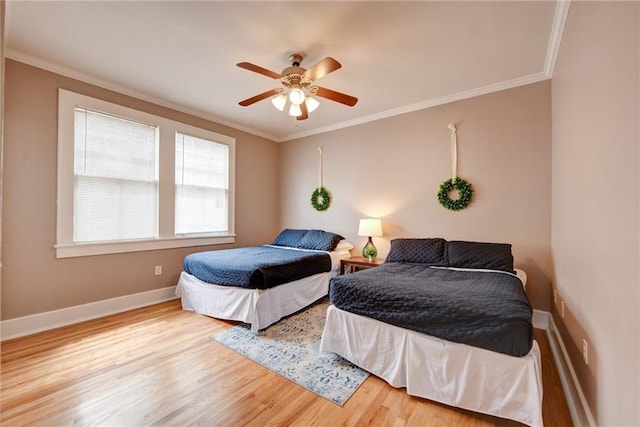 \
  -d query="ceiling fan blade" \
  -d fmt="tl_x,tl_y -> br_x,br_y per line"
236,62 -> 282,79
296,101 -> 309,121
314,86 -> 358,107
239,89 -> 279,106
302,57 -> 341,82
